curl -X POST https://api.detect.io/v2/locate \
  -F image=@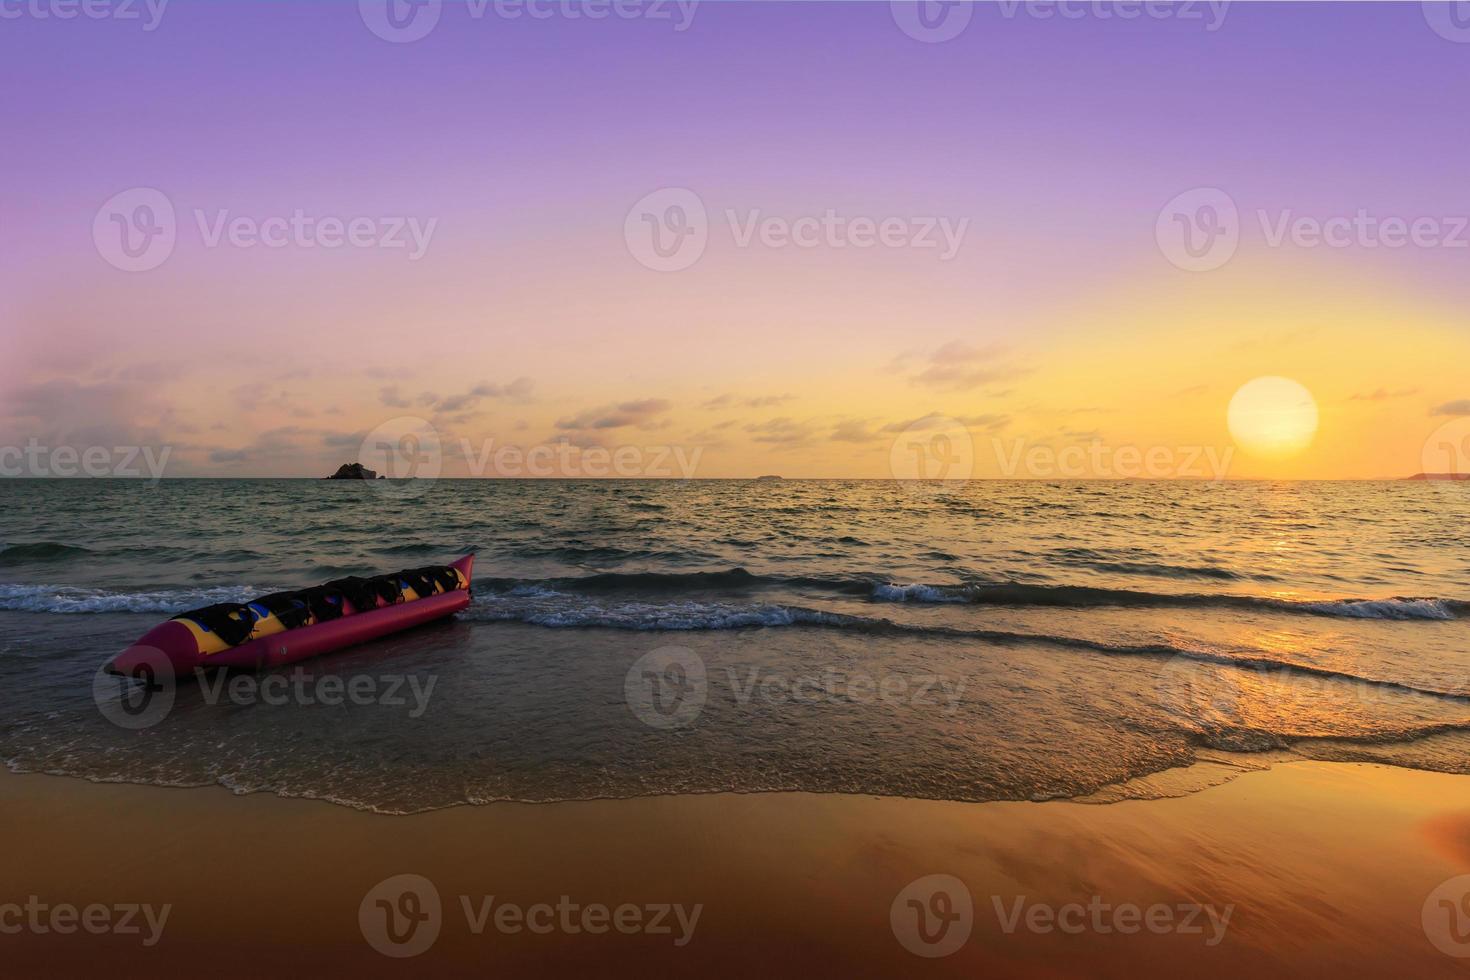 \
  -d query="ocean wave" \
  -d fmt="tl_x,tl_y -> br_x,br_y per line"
1046,547 -> 1253,581
0,542 -> 92,563
0,583 -> 271,614
466,593 -> 1467,700
870,581 -> 1469,621
5,563 -> 1463,624
480,567 -> 1469,621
